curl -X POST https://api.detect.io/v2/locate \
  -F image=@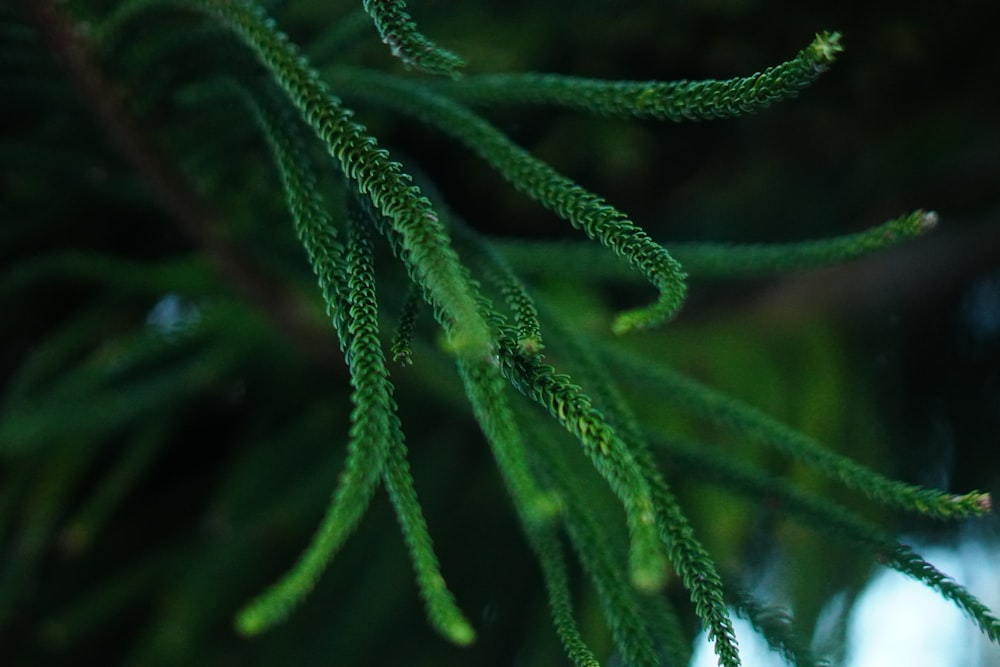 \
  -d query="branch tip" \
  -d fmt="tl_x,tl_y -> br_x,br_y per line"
920,210 -> 940,231
811,31 -> 844,66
